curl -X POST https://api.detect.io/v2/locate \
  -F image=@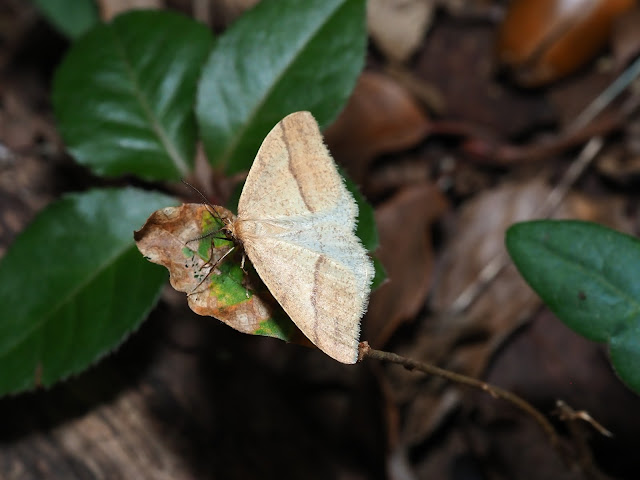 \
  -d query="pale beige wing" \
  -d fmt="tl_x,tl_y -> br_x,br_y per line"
235,111 -> 373,363
241,218 -> 373,364
237,111 -> 356,225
